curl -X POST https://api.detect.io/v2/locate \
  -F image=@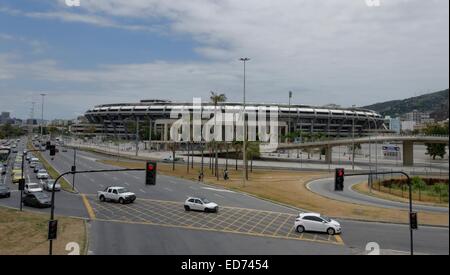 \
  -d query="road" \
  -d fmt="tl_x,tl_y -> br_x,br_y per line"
0,138 -> 448,255
307,177 -> 449,213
